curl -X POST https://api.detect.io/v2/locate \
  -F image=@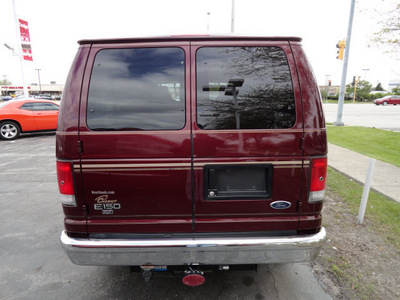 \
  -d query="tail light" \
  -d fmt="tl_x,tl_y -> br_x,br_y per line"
308,157 -> 327,203
57,160 -> 76,206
